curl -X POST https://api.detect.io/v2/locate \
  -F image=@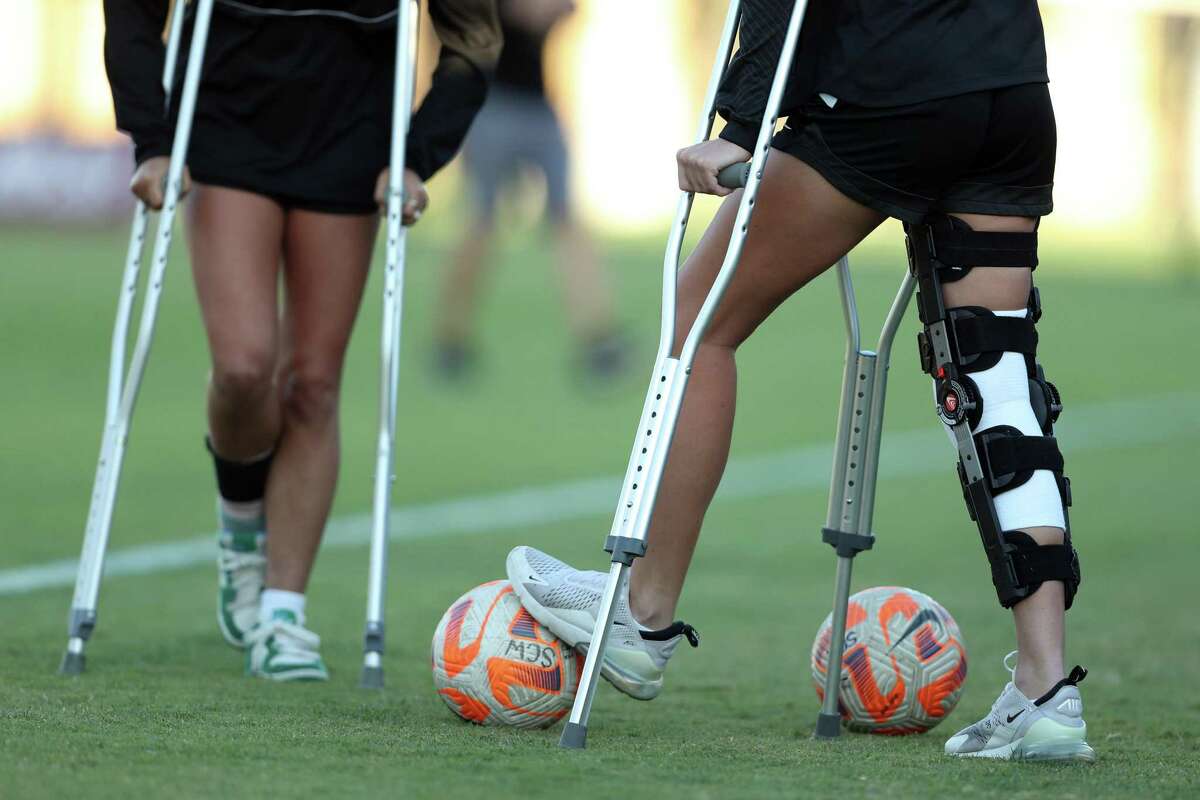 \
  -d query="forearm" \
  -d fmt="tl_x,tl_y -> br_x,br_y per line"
406,0 -> 502,180
104,0 -> 172,164
405,51 -> 490,180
